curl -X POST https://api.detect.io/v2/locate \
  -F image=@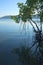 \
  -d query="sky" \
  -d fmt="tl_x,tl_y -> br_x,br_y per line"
0,0 -> 26,17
